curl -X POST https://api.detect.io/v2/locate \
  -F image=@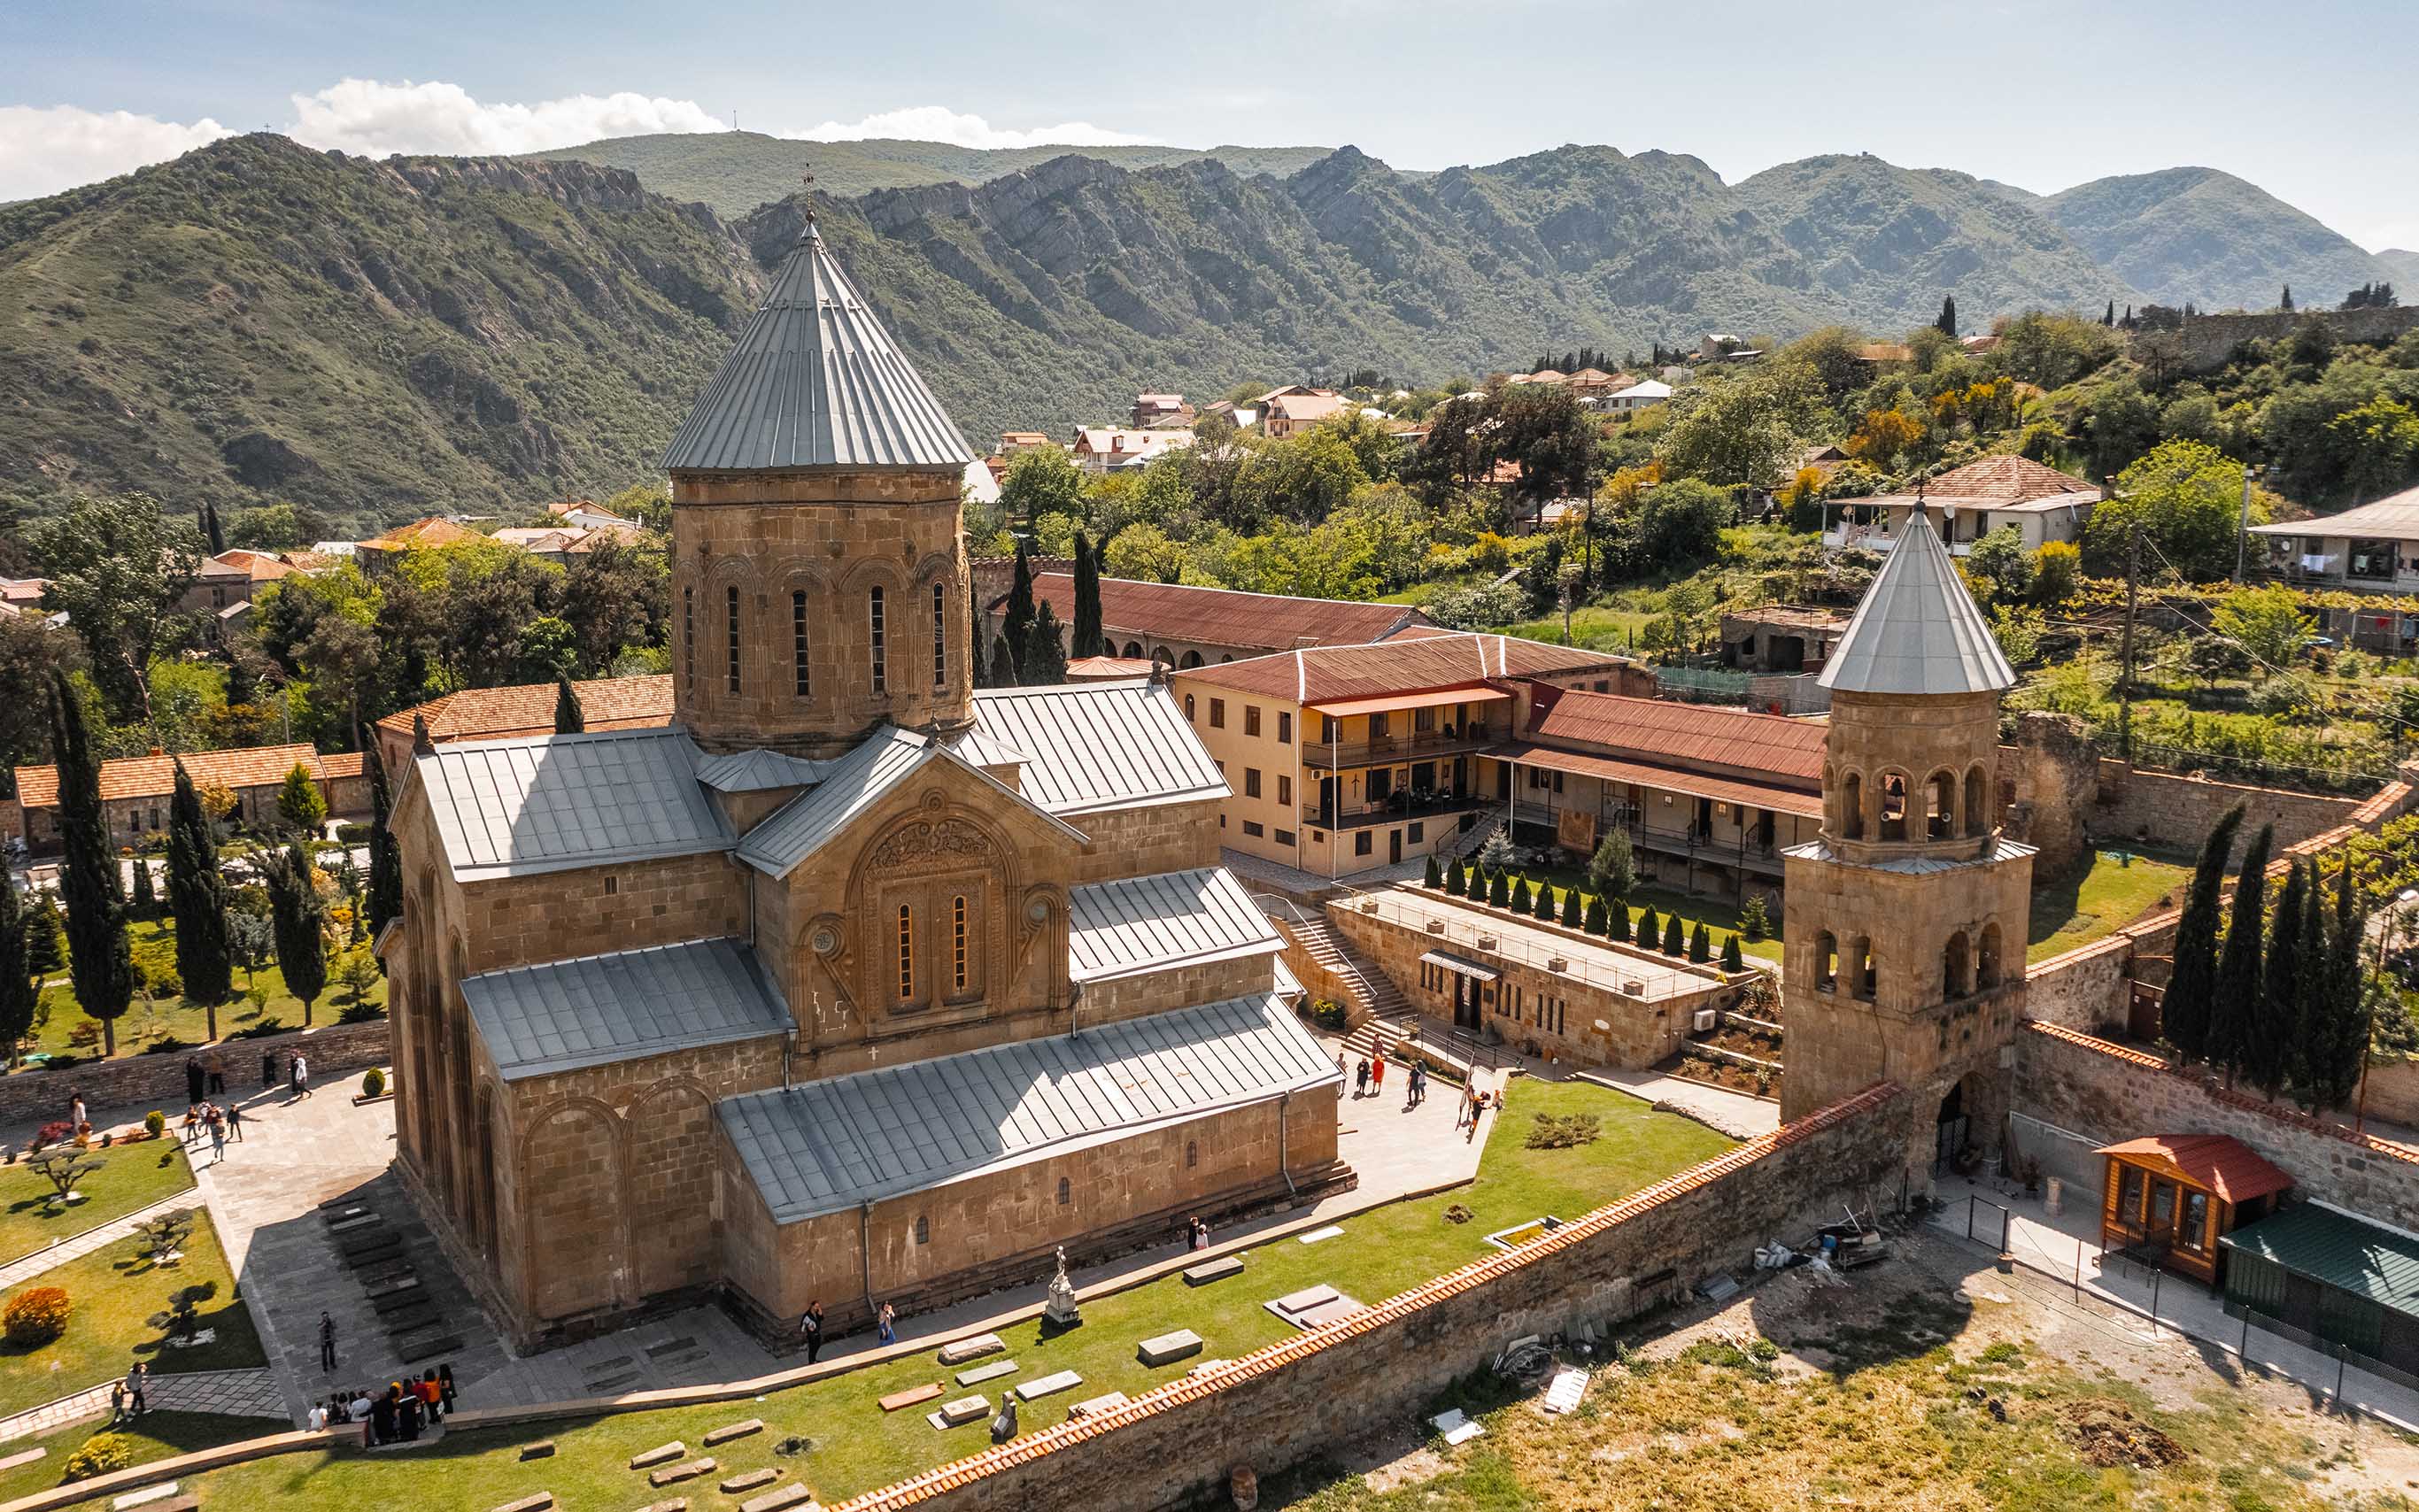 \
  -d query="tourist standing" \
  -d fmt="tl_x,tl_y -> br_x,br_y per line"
877,1300 -> 896,1346
208,1108 -> 227,1164
800,1300 -> 825,1364
227,1100 -> 244,1142
125,1362 -> 147,1416
437,1364 -> 456,1415
1371,1053 -> 1386,1095
184,1055 -> 205,1107
290,1053 -> 311,1099
319,1311 -> 337,1372
1354,1057 -> 1369,1097
205,1049 -> 227,1096
418,1370 -> 443,1425
68,1092 -> 87,1133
